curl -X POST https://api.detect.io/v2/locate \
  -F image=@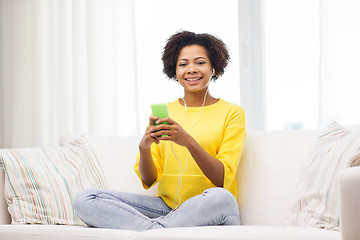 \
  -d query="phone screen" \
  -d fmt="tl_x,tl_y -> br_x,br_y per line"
151,103 -> 170,125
